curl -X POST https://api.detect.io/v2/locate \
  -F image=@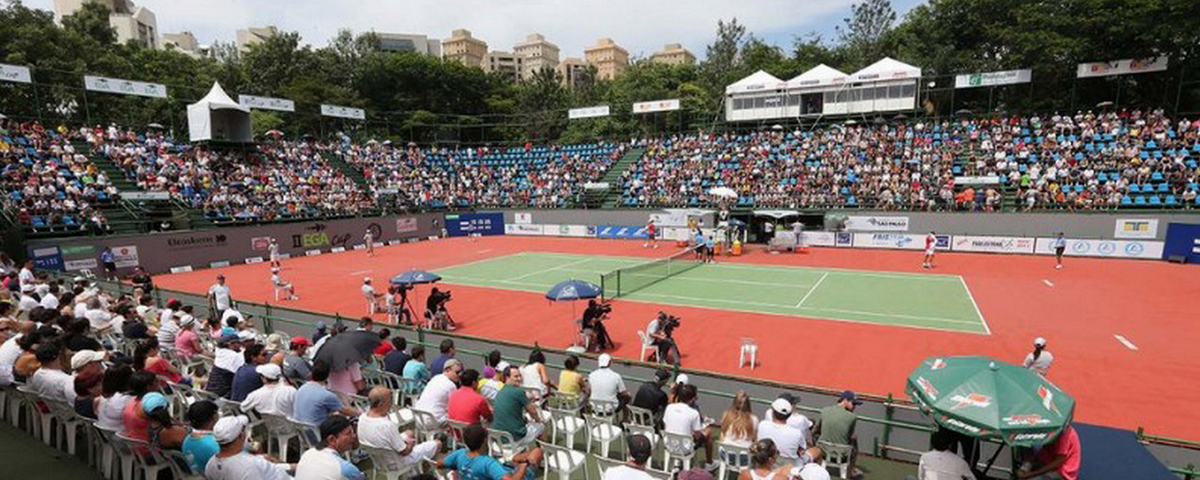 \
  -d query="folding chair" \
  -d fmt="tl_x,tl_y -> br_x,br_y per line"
539,440 -> 588,480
